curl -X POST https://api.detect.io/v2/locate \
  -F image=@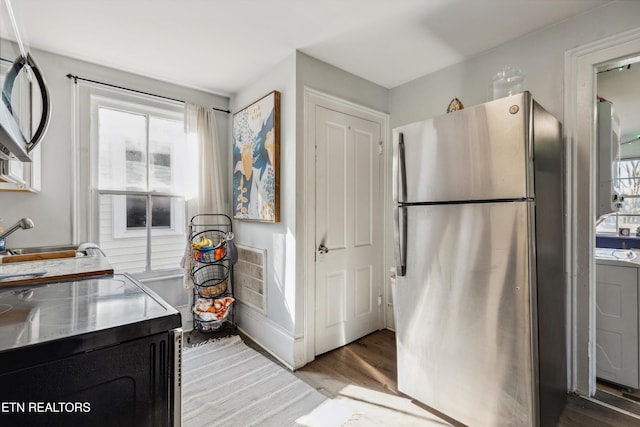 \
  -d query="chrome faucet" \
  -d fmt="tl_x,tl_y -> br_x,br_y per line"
0,217 -> 34,240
